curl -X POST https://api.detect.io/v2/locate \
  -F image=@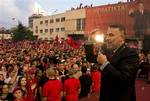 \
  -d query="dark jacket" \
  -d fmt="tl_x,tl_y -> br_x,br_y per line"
79,74 -> 92,99
100,44 -> 139,101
